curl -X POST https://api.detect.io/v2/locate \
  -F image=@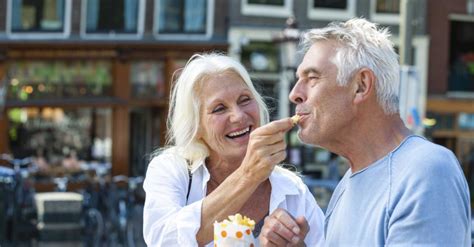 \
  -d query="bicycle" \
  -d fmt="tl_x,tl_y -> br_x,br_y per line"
0,163 -> 15,244
0,154 -> 38,245
108,175 -> 146,247
81,162 -> 114,246
50,171 -> 105,247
